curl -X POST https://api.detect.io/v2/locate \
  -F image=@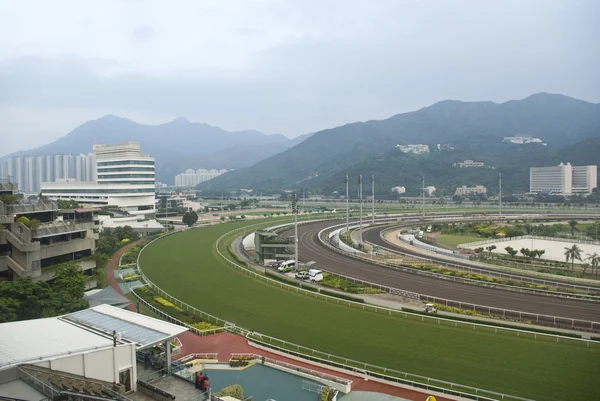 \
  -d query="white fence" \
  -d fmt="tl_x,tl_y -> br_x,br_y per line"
458,234 -> 600,249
